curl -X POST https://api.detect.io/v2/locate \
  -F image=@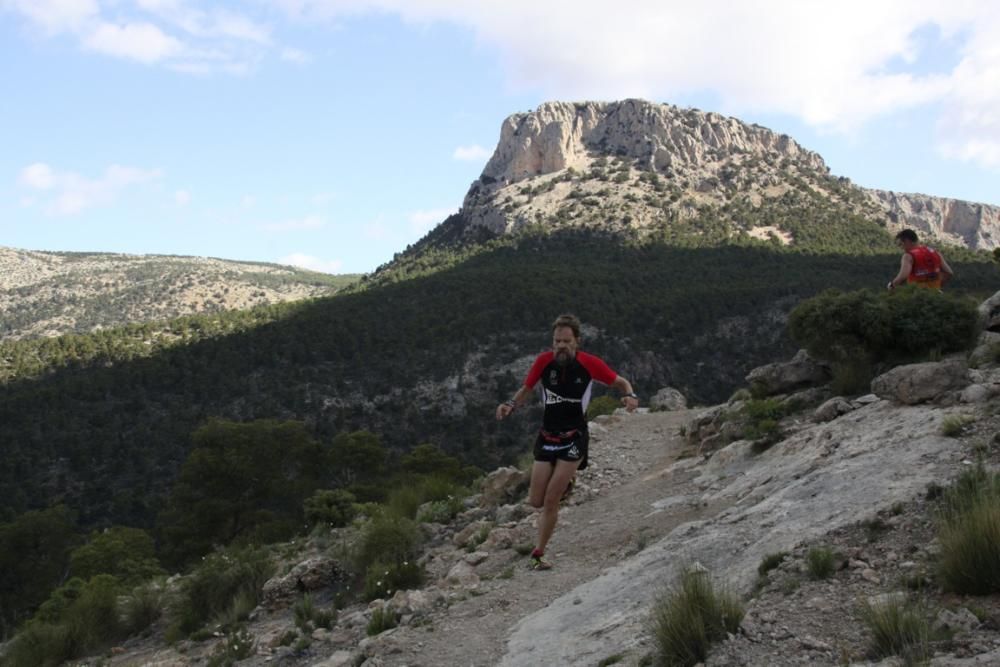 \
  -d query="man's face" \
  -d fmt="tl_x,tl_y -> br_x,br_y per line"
552,326 -> 579,366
